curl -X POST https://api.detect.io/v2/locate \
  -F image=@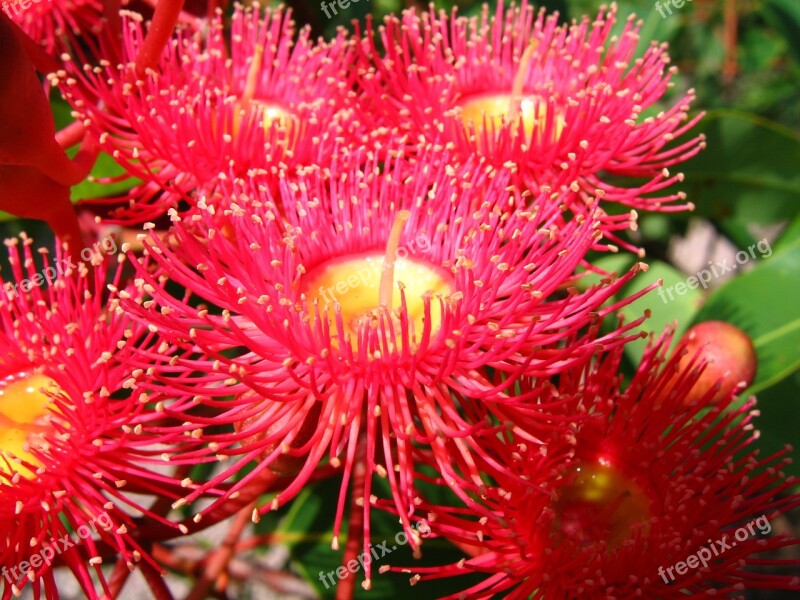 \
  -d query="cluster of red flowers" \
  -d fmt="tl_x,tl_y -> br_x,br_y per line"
1,1 -> 798,598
